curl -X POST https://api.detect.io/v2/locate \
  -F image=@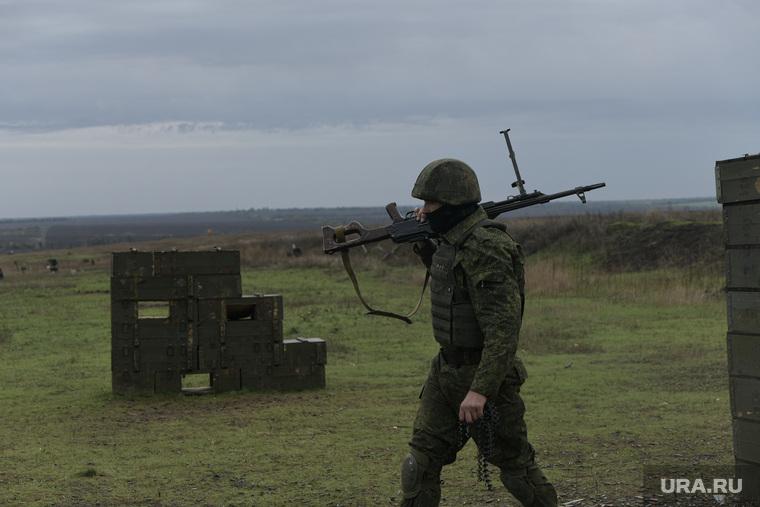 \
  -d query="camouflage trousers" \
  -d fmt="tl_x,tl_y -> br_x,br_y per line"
400,351 -> 556,507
